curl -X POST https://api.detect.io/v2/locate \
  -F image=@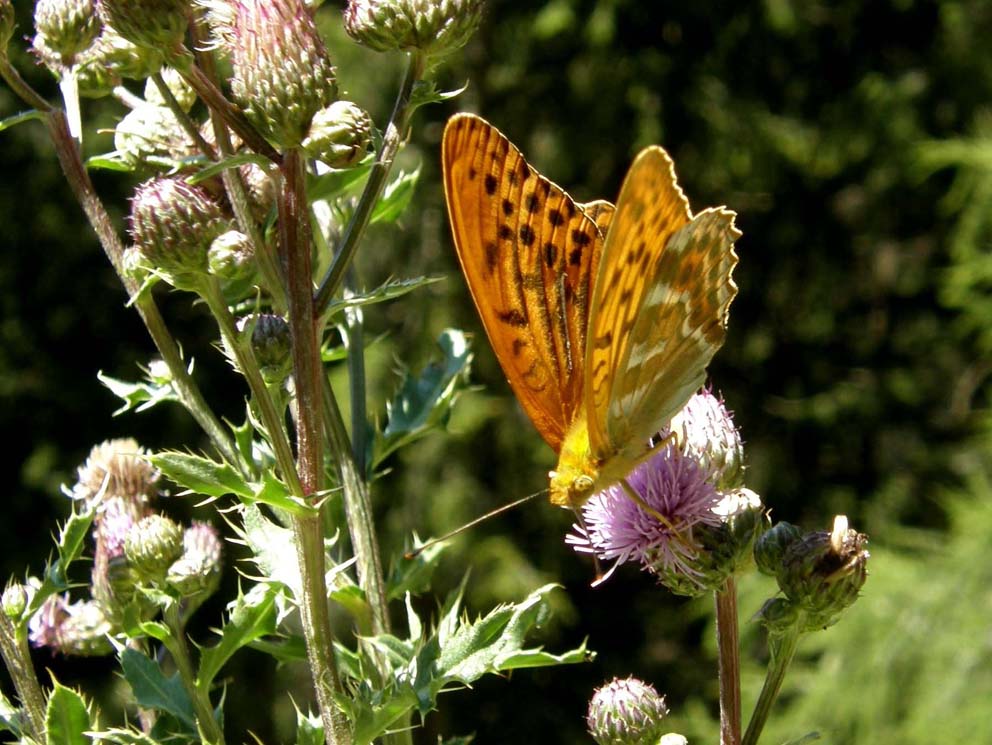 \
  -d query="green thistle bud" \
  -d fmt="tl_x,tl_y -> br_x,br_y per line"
204,0 -> 338,149
166,522 -> 222,597
115,104 -> 195,166
144,65 -> 196,111
303,100 -> 373,168
76,26 -> 164,97
241,313 -> 292,386
124,514 -> 184,582
343,0 -> 484,57
208,229 -> 254,281
97,0 -> 189,53
654,488 -> 765,598
54,600 -> 114,656
1,0 -> 18,53
586,677 -> 669,745
753,521 -> 802,577
775,516 -> 869,632
757,596 -> 799,636
130,176 -> 230,290
33,0 -> 101,67
2,582 -> 27,620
